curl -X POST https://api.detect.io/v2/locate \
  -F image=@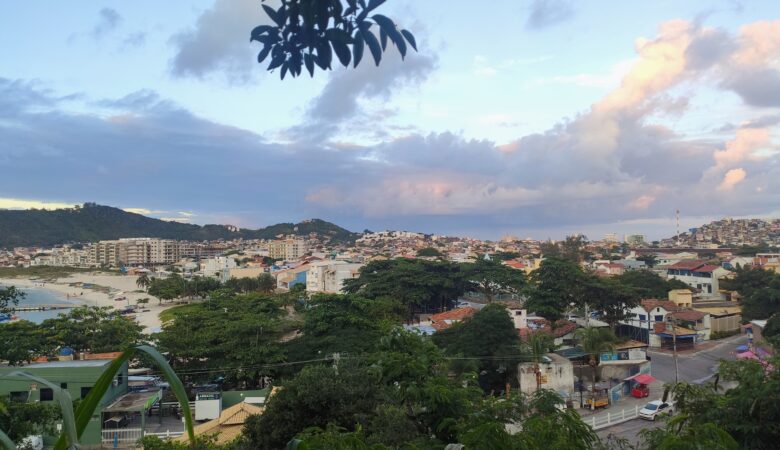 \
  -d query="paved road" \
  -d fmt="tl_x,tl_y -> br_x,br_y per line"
648,334 -> 747,384
597,334 -> 747,444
